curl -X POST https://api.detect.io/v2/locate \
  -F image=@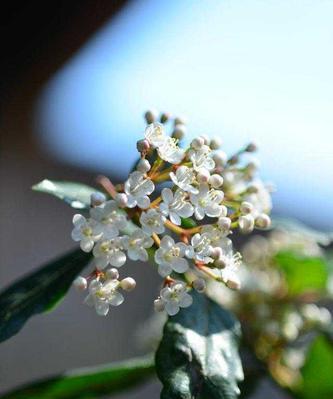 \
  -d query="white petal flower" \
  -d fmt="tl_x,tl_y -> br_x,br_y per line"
124,171 -> 154,209
84,277 -> 124,316
187,233 -> 213,264
140,209 -> 166,235
159,281 -> 193,316
154,235 -> 189,277
90,200 -> 127,239
71,214 -> 103,252
170,166 -> 199,194
160,188 -> 194,225
218,251 -> 242,290
122,229 -> 154,262
190,184 -> 224,220
243,180 -> 272,217
144,122 -> 167,147
201,225 -> 231,248
157,137 -> 185,164
190,145 -> 215,172
93,237 -> 127,269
